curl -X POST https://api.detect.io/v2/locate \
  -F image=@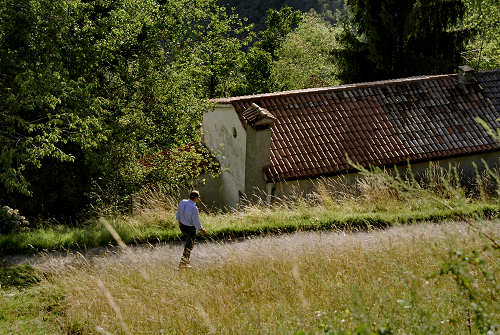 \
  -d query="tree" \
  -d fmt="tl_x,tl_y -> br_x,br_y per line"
462,0 -> 500,70
0,0 -> 106,197
239,47 -> 274,94
272,13 -> 342,90
236,6 -> 303,95
219,0 -> 344,31
333,0 -> 473,83
0,0 -> 248,219
174,1 -> 252,98
255,6 -> 303,59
